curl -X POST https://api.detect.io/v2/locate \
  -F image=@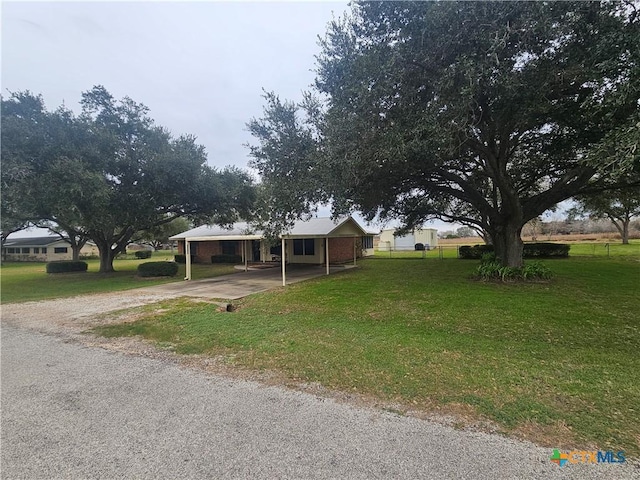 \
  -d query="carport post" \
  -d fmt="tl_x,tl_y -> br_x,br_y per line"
244,240 -> 248,272
281,238 -> 286,286
326,237 -> 330,275
353,237 -> 357,266
185,240 -> 192,280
